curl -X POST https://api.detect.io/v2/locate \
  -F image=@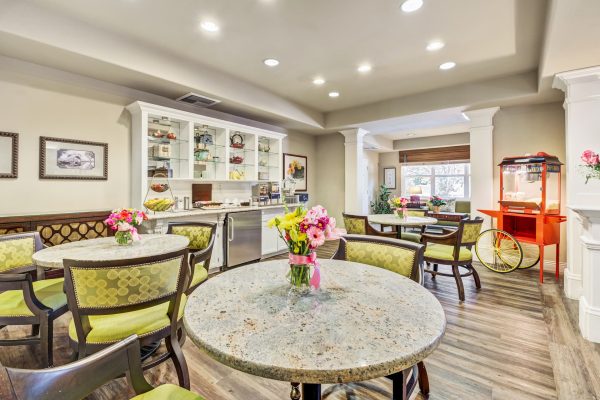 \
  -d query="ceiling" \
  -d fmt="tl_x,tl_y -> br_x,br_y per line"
0,0 -> 598,136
